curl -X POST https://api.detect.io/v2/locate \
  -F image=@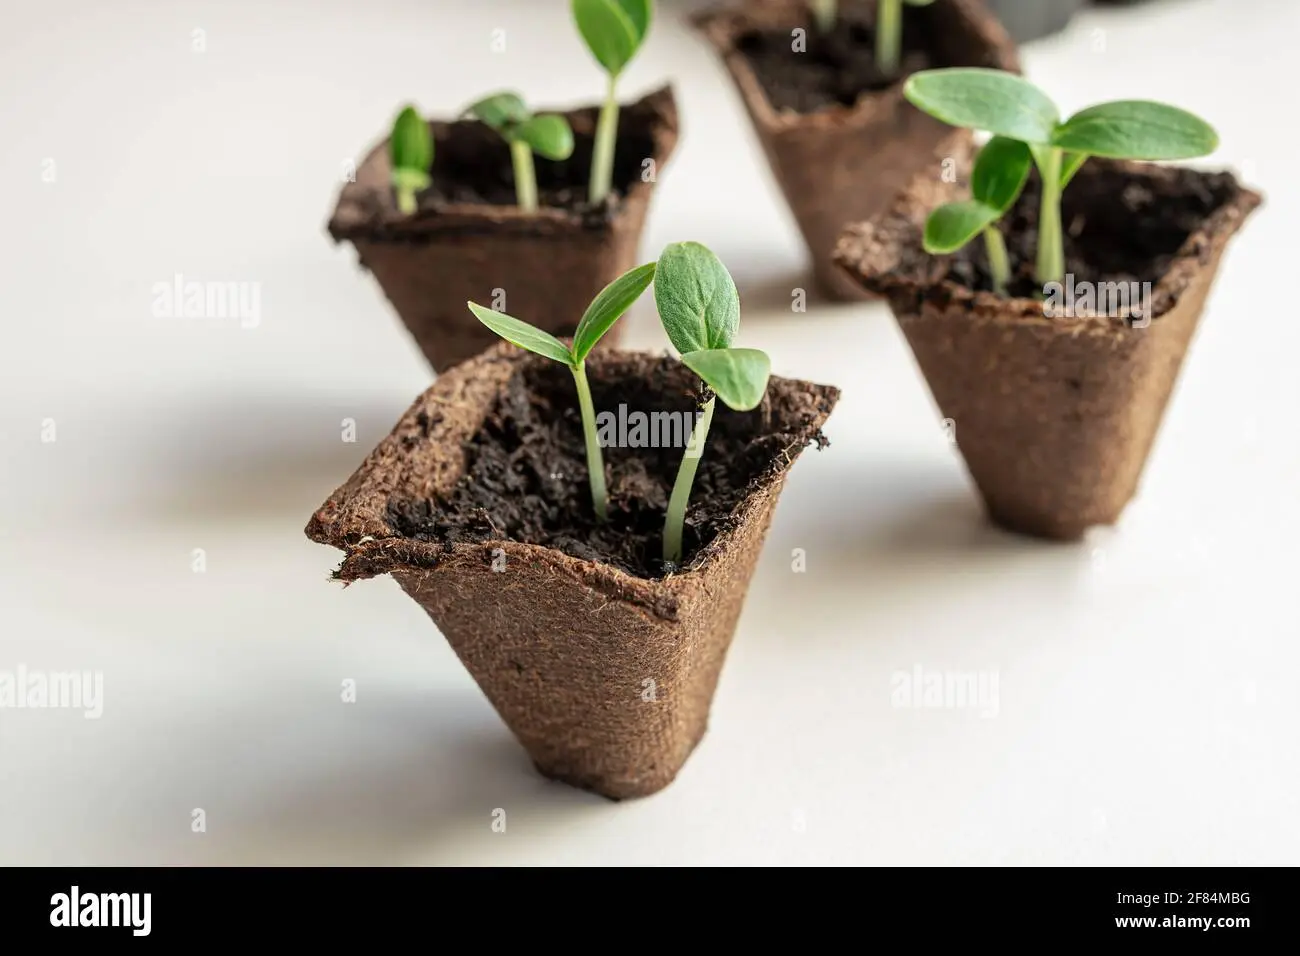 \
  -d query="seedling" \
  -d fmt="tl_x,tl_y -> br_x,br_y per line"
467,263 -> 657,521
464,92 -> 576,213
811,1 -> 935,74
905,68 -> 1219,288
390,105 -> 433,215
572,0 -> 653,205
653,242 -> 771,567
